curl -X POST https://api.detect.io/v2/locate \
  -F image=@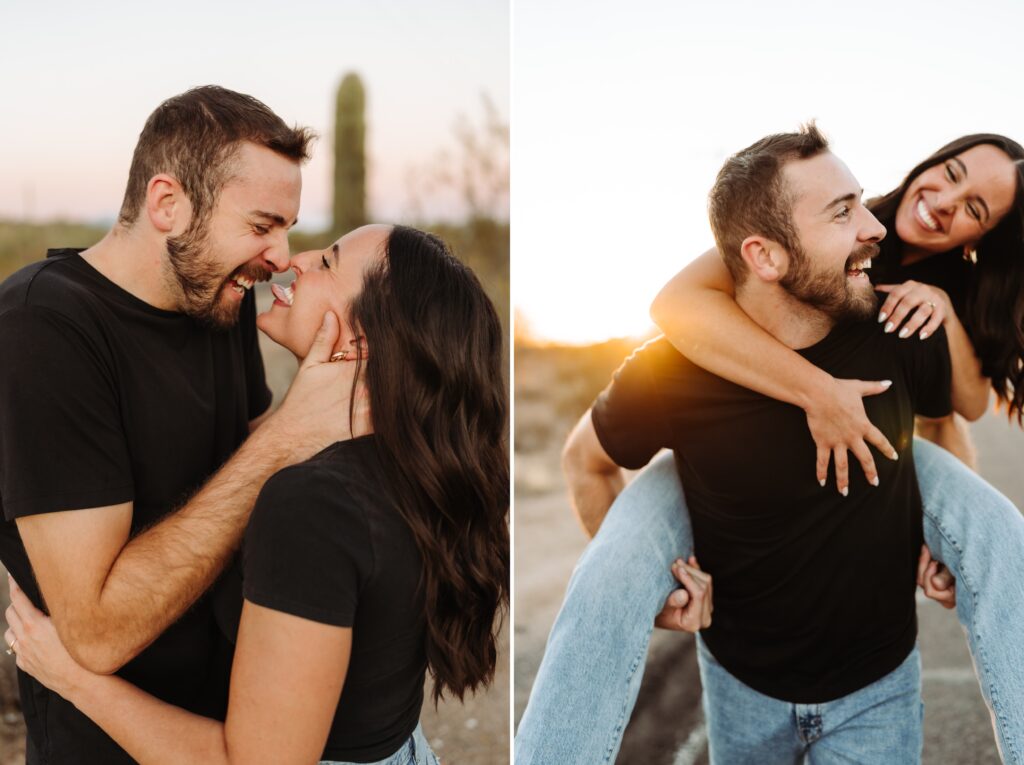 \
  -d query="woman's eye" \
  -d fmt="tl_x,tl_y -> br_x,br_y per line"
321,254 -> 331,269
945,164 -> 957,183
967,202 -> 981,221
